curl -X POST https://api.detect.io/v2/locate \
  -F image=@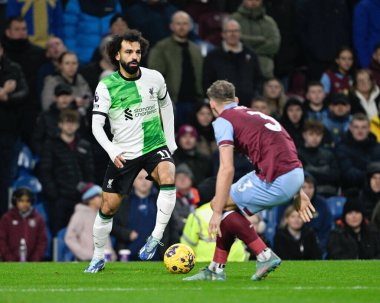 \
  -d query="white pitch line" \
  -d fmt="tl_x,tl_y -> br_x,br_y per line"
0,286 -> 378,293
